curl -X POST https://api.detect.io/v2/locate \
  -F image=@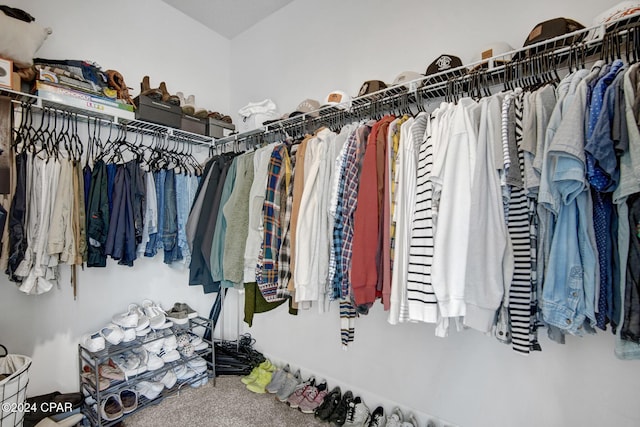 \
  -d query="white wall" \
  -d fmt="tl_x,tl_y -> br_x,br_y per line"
0,0 -> 232,396
229,1 -> 640,427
